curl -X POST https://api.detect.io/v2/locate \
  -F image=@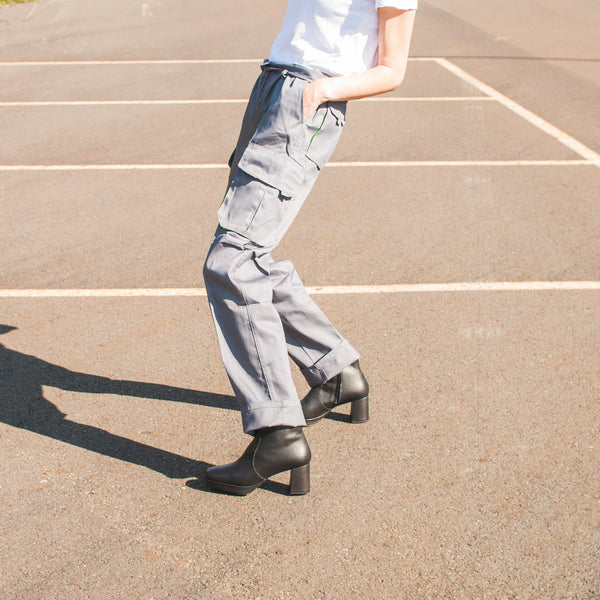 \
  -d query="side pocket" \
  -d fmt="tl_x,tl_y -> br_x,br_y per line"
248,75 -> 308,168
304,101 -> 346,170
